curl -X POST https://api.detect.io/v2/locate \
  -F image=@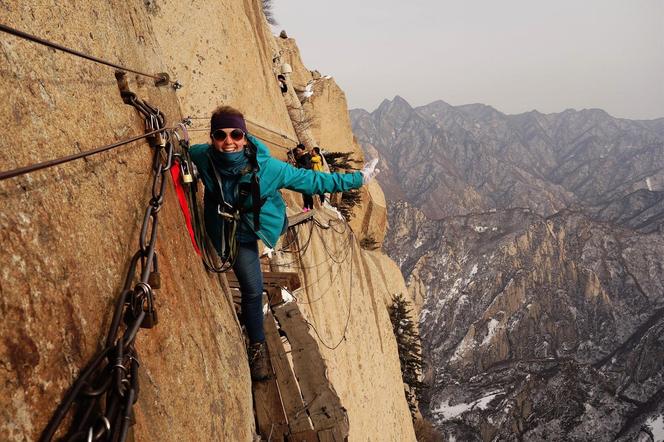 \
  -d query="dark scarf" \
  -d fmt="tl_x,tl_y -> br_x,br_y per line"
209,147 -> 250,177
